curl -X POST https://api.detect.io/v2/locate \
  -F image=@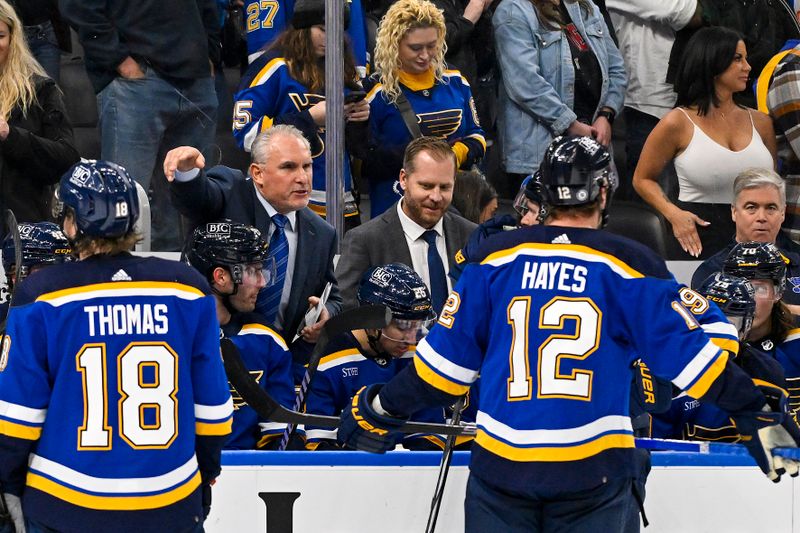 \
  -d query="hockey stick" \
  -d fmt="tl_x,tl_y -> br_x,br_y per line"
425,395 -> 466,533
636,437 -> 800,460
277,304 -> 393,449
221,338 -> 478,437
